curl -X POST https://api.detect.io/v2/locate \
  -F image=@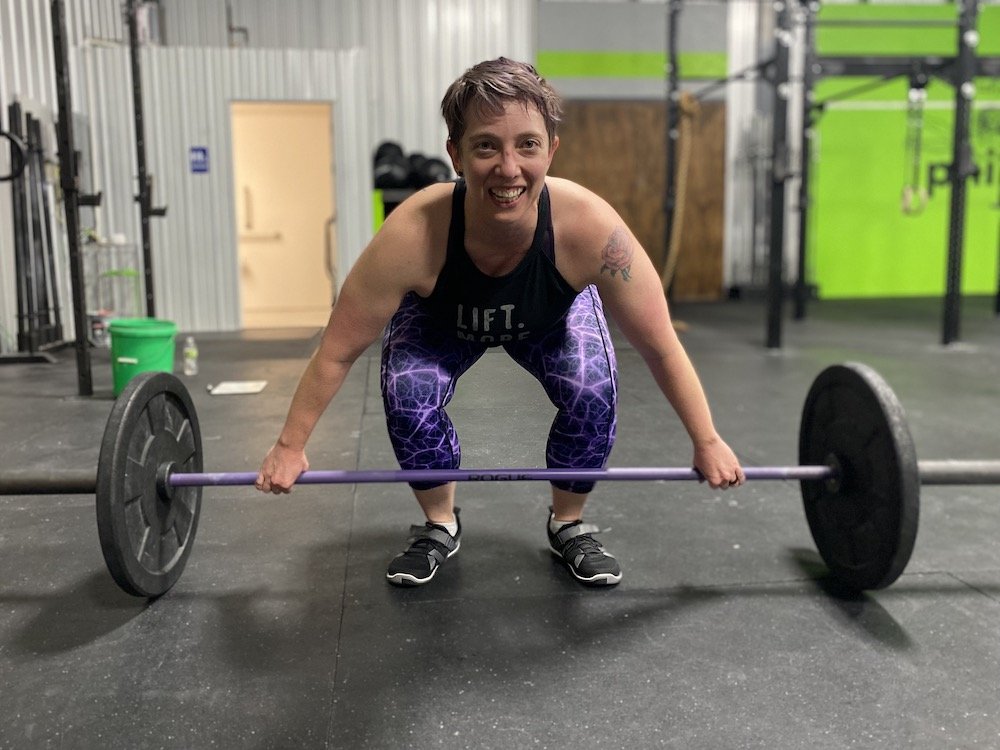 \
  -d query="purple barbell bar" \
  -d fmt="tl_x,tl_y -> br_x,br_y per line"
168,465 -> 836,487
